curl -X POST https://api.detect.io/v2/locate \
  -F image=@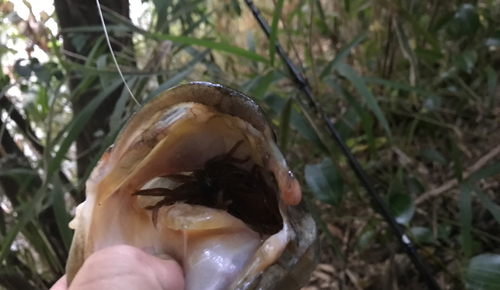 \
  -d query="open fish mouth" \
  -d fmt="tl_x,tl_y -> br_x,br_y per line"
66,82 -> 319,290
